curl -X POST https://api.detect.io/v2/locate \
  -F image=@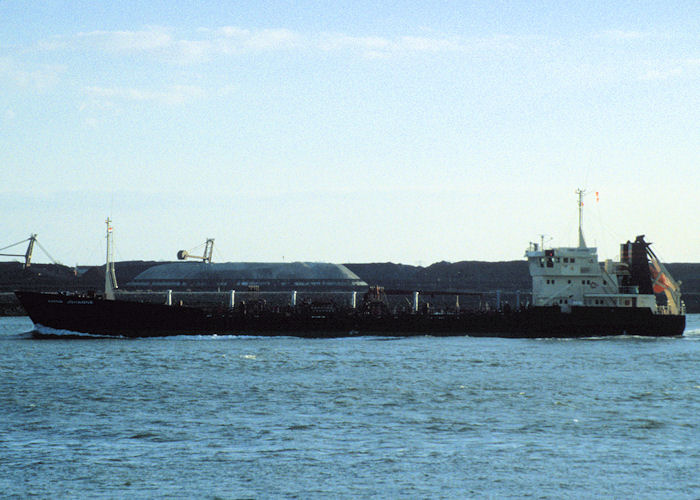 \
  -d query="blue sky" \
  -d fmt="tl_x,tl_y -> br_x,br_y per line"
1,1 -> 698,265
